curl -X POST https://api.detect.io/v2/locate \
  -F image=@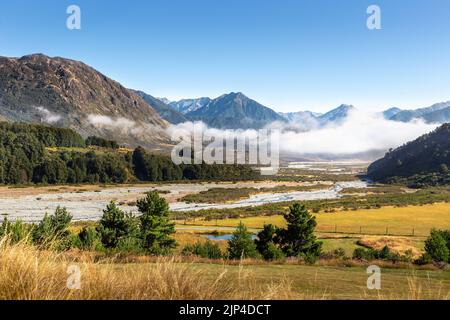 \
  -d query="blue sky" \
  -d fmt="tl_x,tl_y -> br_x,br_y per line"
1,0 -> 450,112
